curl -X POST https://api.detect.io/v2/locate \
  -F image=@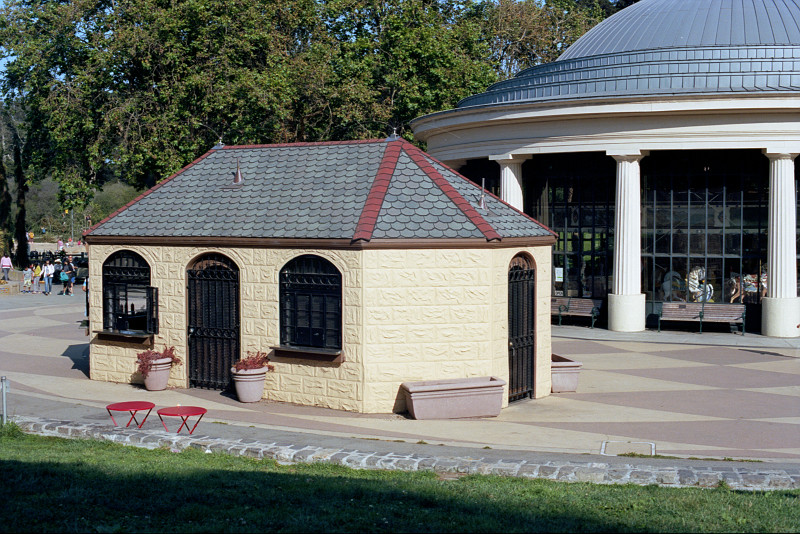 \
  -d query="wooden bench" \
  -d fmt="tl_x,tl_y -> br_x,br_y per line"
551,297 -> 603,328
658,302 -> 746,335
